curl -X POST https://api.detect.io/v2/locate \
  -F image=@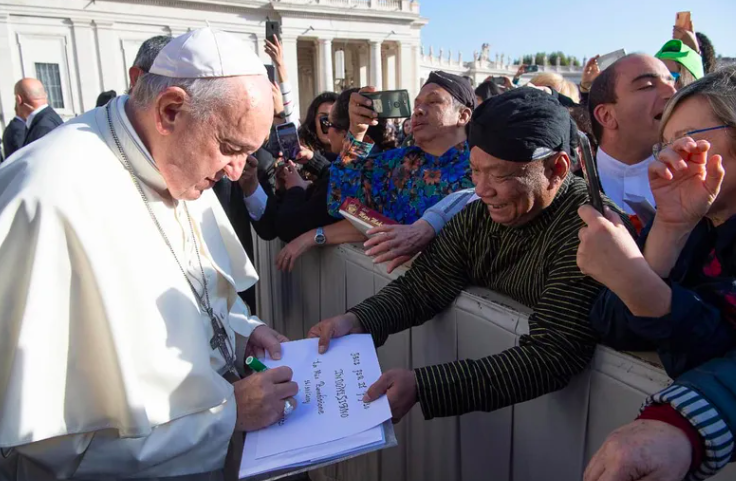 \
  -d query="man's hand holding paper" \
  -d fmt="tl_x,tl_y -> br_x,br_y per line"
363,369 -> 418,423
308,319 -> 418,423
308,312 -> 366,354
